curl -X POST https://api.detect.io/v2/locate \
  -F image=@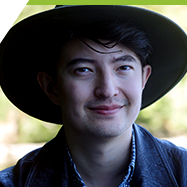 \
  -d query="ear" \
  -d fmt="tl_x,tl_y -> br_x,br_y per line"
37,72 -> 60,105
142,65 -> 152,89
